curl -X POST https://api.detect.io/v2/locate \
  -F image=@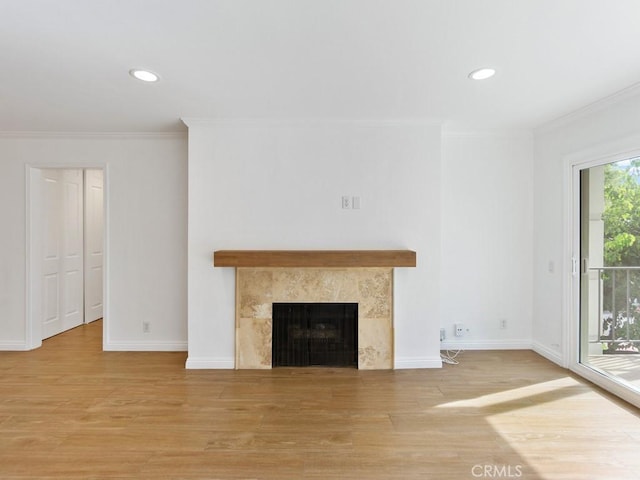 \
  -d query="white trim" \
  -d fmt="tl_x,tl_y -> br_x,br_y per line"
536,81 -> 640,134
101,164 -> 110,351
563,133 -> 640,168
394,356 -> 443,369
26,164 -> 109,351
564,139 -> 640,406
563,158 -> 578,369
181,117 -> 443,129
0,342 -> 30,351
0,131 -> 186,139
441,127 -> 533,140
25,165 -> 38,350
570,363 -> 640,409
185,357 -> 235,369
104,341 -> 187,352
440,340 -> 532,351
25,165 -> 46,349
532,341 -> 564,366
183,356 -> 444,370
